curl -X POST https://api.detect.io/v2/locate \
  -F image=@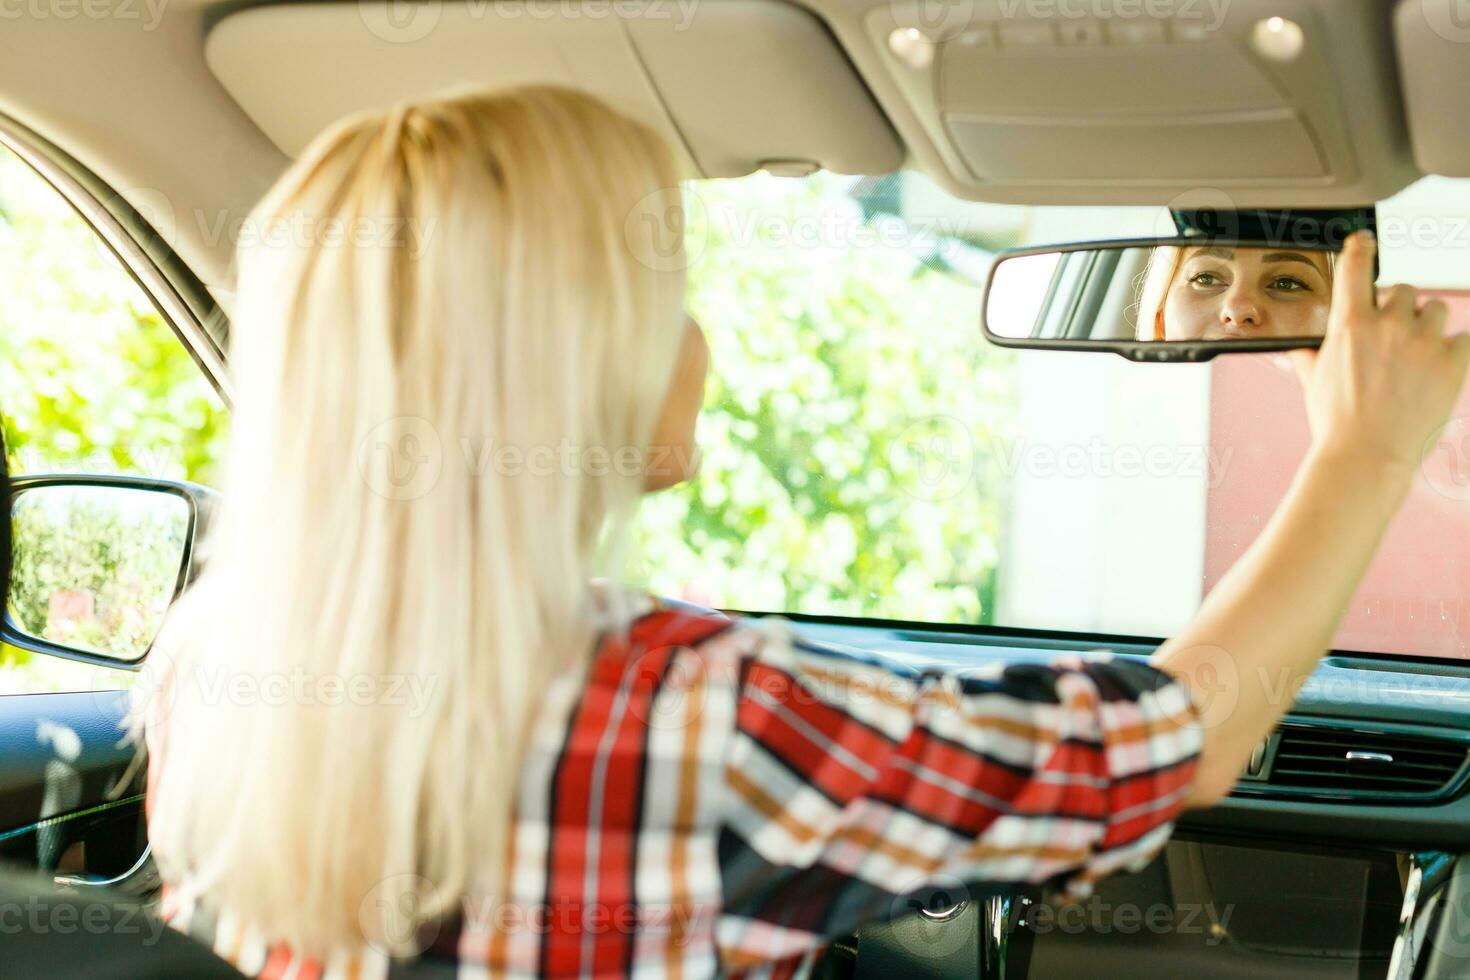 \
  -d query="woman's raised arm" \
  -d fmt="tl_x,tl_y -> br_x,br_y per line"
1153,230 -> 1470,807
